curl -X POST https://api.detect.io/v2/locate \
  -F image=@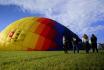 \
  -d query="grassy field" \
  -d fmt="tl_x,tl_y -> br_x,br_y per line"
0,50 -> 104,70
